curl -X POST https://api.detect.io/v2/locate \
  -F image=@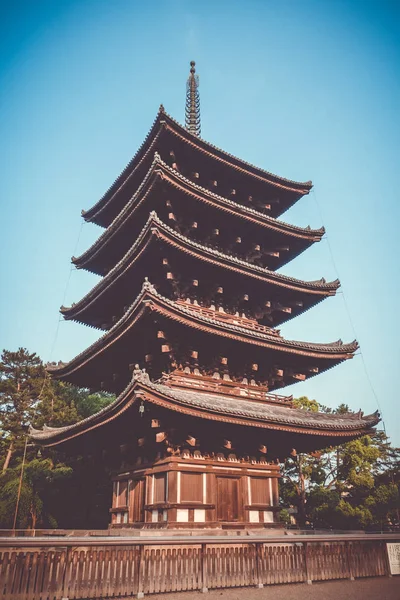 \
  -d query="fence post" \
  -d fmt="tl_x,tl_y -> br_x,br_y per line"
304,542 -> 312,585
255,543 -> 263,588
137,545 -> 145,599
61,546 -> 71,599
346,542 -> 355,581
384,542 -> 393,578
201,543 -> 208,593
